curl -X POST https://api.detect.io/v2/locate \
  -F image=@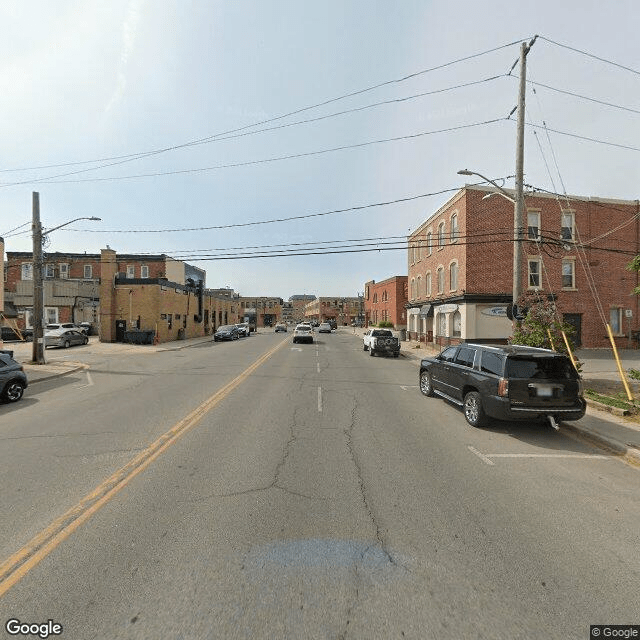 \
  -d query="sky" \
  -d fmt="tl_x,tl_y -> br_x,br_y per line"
1,0 -> 639,299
